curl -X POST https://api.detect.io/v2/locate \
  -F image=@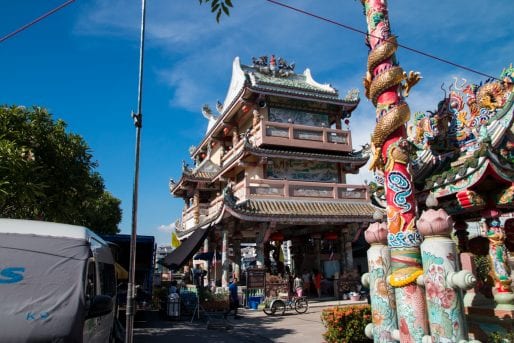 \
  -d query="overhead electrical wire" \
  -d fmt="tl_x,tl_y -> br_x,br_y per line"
0,0 -> 502,82
265,0 -> 501,81
0,0 -> 75,44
